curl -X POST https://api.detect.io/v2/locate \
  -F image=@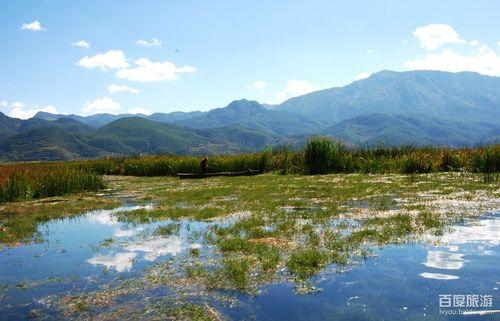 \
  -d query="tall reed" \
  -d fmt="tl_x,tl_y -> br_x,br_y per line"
2,142 -> 498,181
0,167 -> 105,203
